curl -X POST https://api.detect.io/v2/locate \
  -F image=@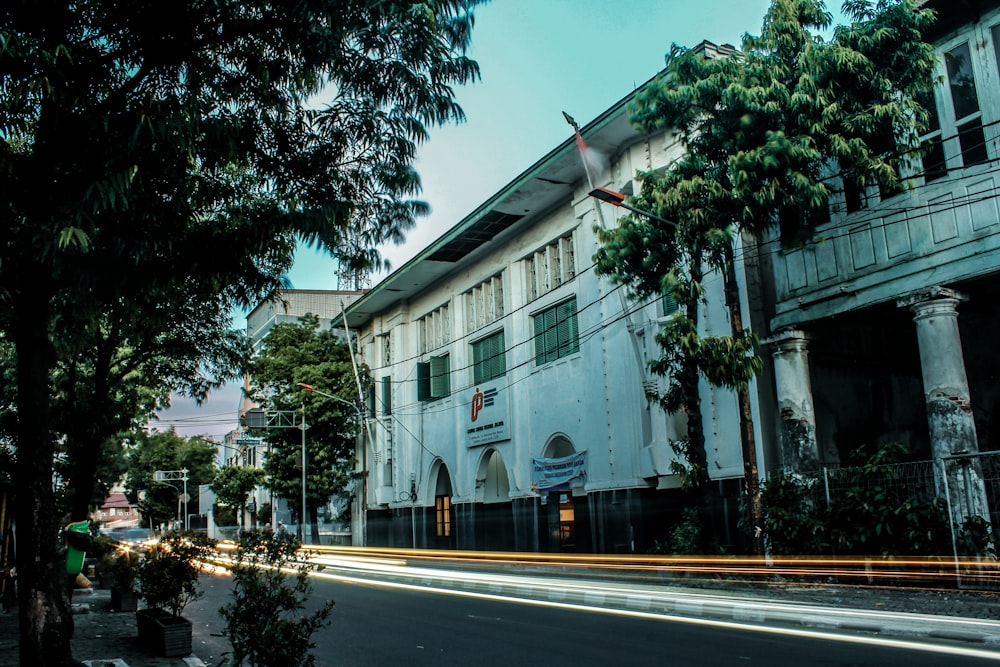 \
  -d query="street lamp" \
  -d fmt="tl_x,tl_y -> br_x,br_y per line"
588,187 -> 678,229
297,383 -> 362,416
153,469 -> 189,531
